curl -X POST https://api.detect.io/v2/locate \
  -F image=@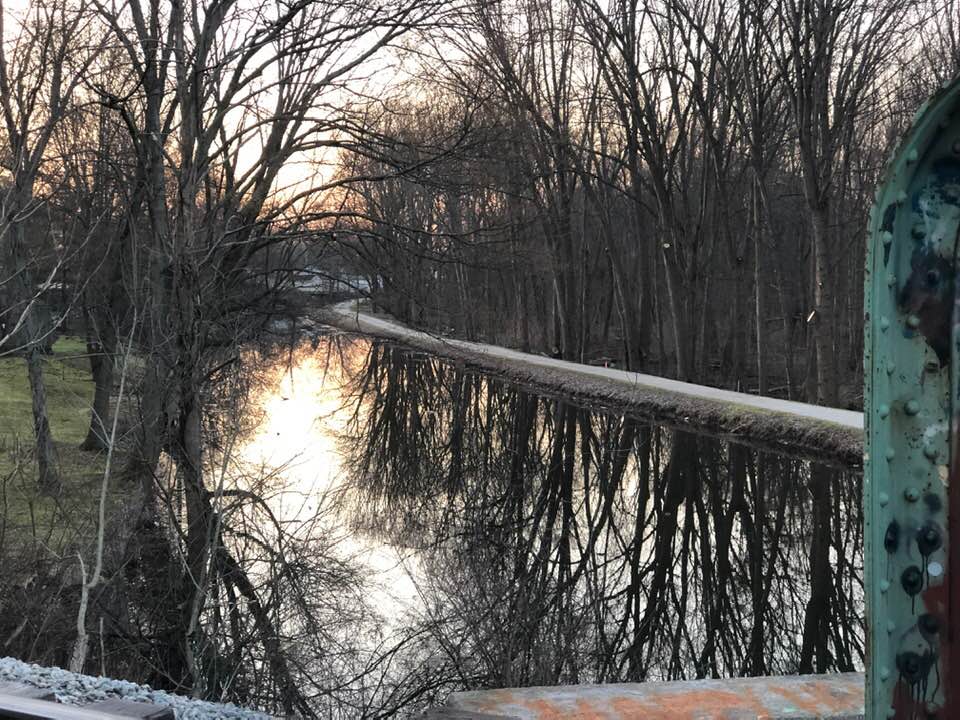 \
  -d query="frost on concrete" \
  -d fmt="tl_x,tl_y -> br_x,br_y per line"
0,657 -> 272,720
320,301 -> 864,468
